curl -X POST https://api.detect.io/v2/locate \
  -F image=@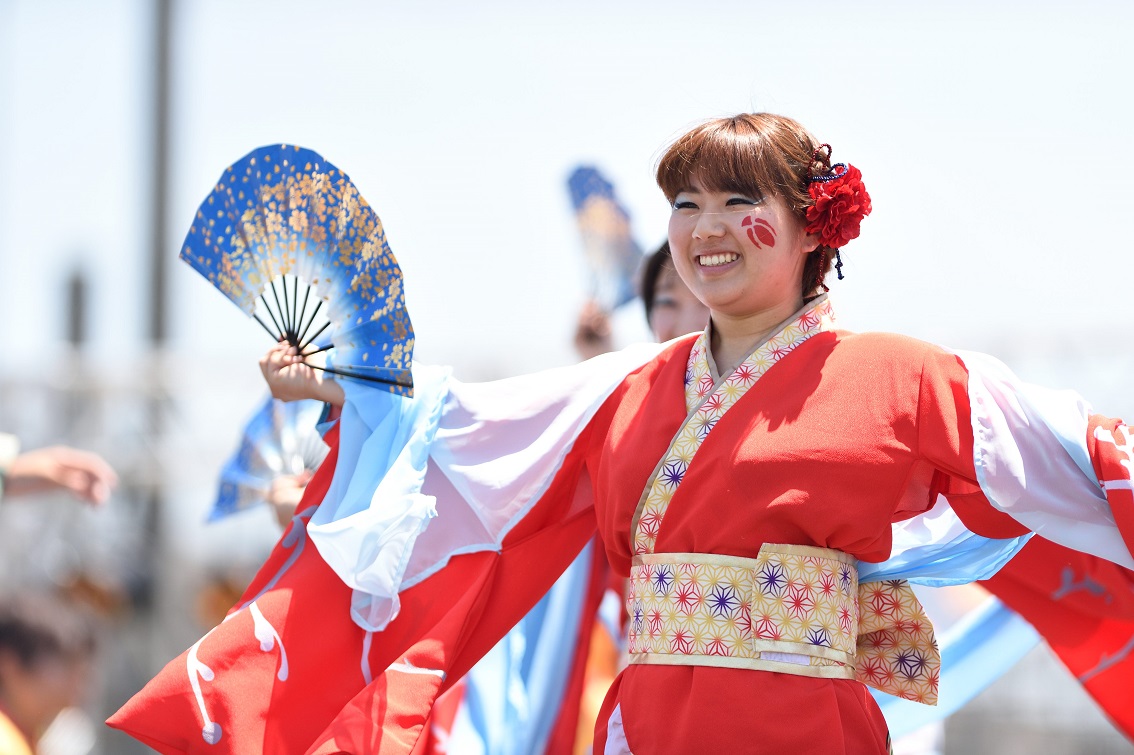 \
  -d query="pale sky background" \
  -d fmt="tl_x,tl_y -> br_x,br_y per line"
2,0 -> 1132,387
1,3 -> 1133,747
2,0 -> 1132,528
